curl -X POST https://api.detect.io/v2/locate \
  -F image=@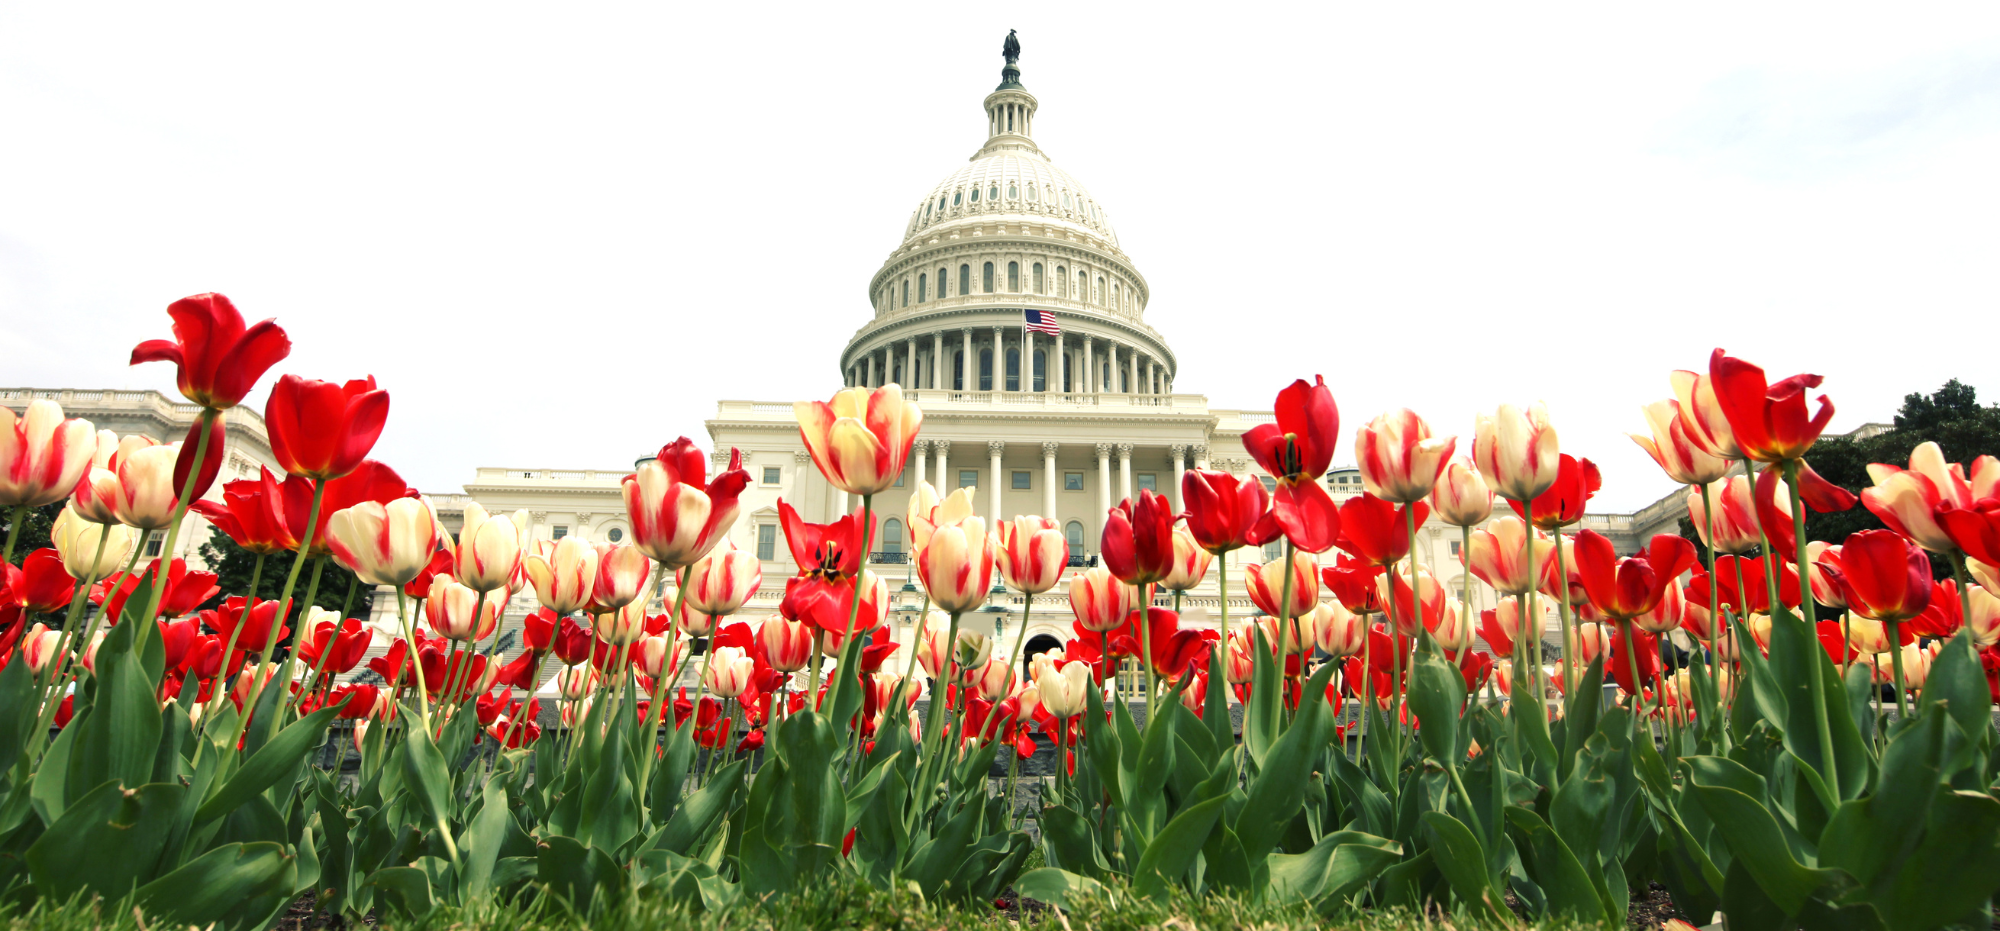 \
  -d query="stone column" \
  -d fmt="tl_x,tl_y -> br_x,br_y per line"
1170,444 -> 1188,510
863,353 -> 874,388
988,440 -> 1005,526
1128,350 -> 1139,398
1042,442 -> 1058,518
912,439 -> 929,490
931,332 -> 943,389
1148,361 -> 1159,395
961,329 -> 973,391
1095,443 -> 1113,547
1105,343 -> 1119,393
906,339 -> 917,390
835,488 -> 849,520
1193,445 -> 1209,470
934,440 -> 950,493
1025,329 -> 1035,392
1118,443 -> 1134,502
1081,336 -> 1094,395
994,324 -> 1007,391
